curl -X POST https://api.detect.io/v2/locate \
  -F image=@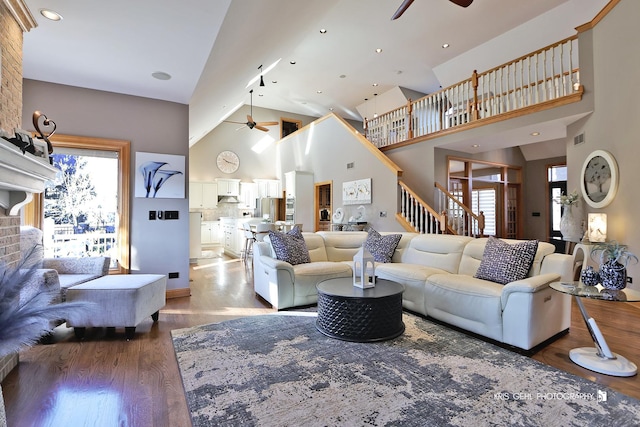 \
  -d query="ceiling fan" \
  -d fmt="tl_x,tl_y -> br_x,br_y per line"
392,0 -> 473,20
224,89 -> 278,132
